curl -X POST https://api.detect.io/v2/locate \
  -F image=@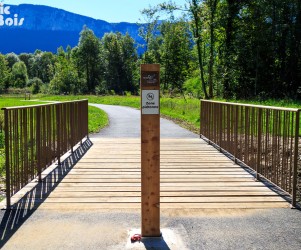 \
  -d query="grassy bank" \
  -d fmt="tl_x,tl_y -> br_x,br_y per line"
38,95 -> 201,133
0,98 -> 108,186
